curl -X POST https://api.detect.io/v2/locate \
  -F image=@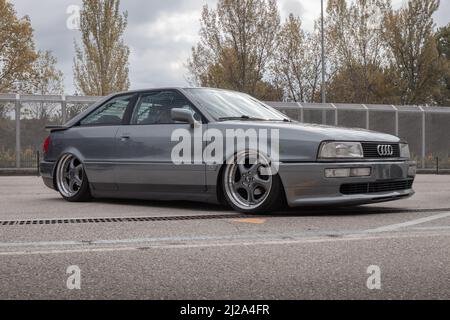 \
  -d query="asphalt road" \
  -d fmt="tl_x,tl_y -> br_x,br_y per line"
0,175 -> 449,300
